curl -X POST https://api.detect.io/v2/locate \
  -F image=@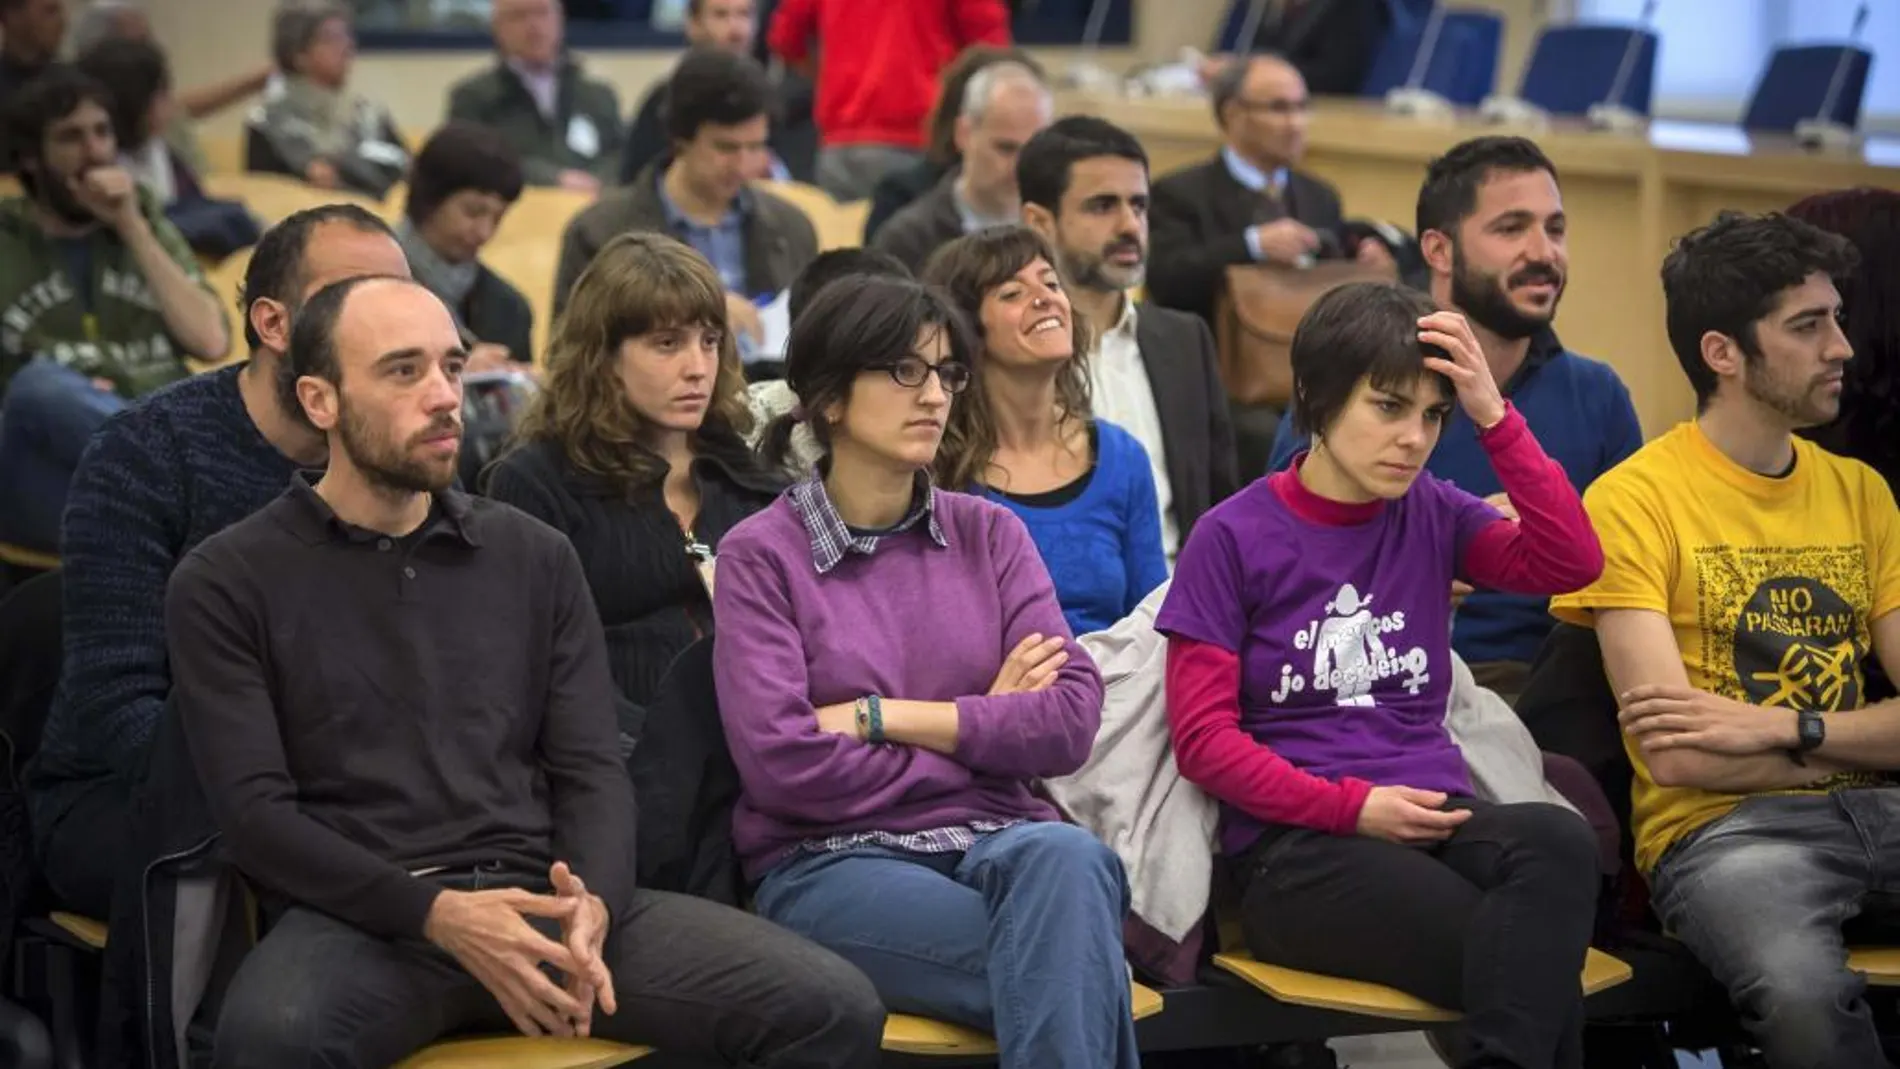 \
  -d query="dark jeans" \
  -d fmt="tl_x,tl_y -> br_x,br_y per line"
1239,800 -> 1599,1069
34,775 -> 133,920
1650,789 -> 1900,1069
0,360 -> 127,554
213,878 -> 886,1069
